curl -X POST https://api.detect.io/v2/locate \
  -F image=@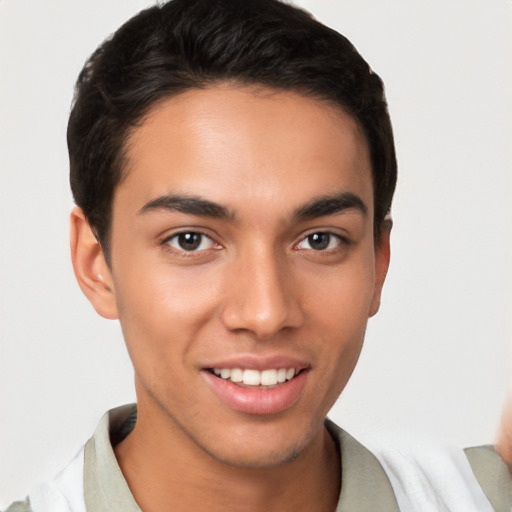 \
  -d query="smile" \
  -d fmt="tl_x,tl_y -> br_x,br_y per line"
210,367 -> 299,387
202,365 -> 308,415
